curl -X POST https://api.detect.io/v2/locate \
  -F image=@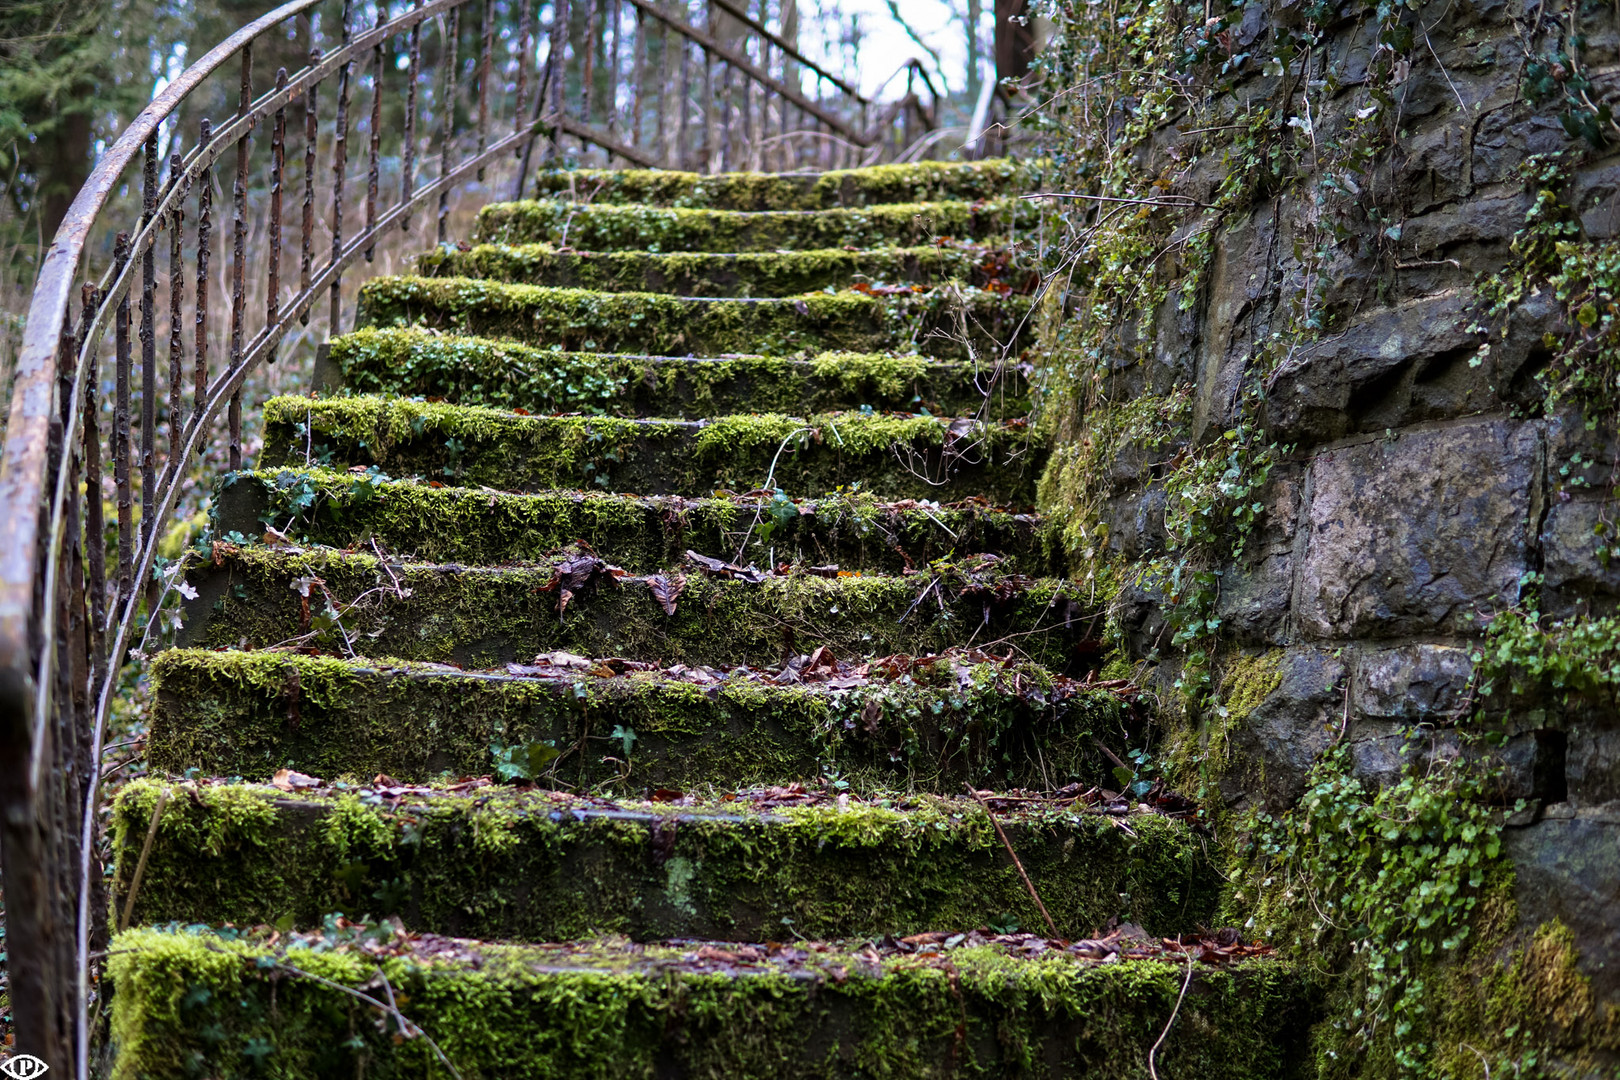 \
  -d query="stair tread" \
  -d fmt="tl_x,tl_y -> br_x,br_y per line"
109,922 -> 1309,1079
215,466 -> 1054,573
473,197 -> 1038,251
176,543 -> 1095,671
326,326 -> 1029,418
417,241 -> 1035,297
525,157 -> 1035,209
149,645 -> 1127,790
112,778 -> 1218,942
260,395 -> 1045,502
356,275 -> 1031,359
